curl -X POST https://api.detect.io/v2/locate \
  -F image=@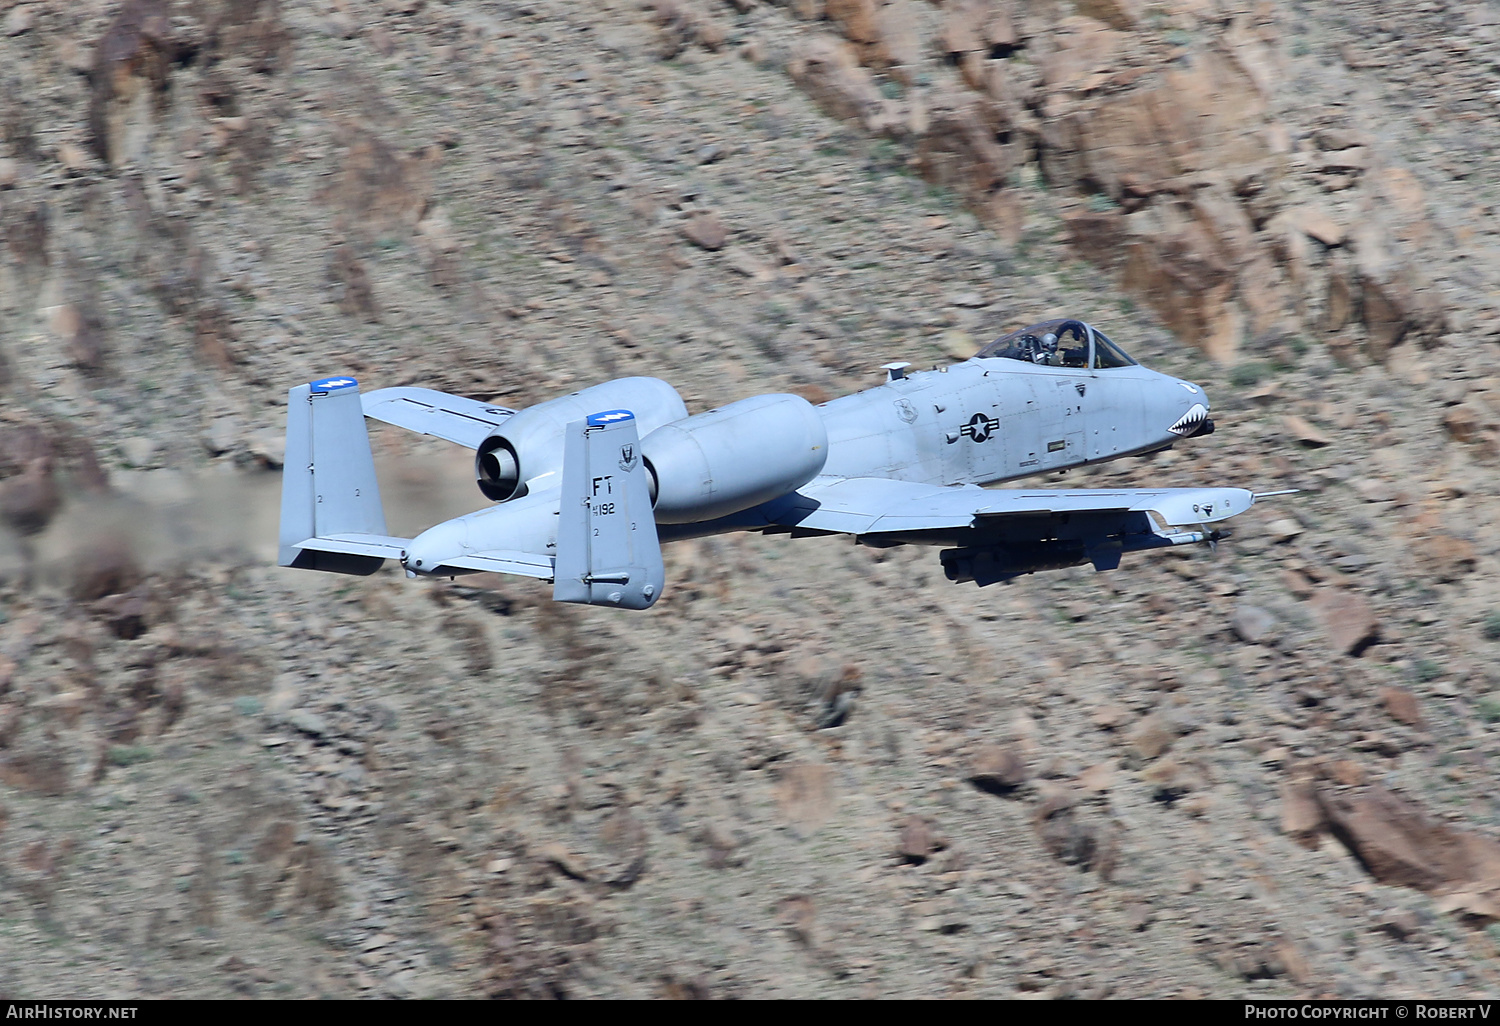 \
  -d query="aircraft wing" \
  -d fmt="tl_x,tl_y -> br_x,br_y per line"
361,387 -> 516,449
293,532 -> 412,560
773,477 -> 1254,536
